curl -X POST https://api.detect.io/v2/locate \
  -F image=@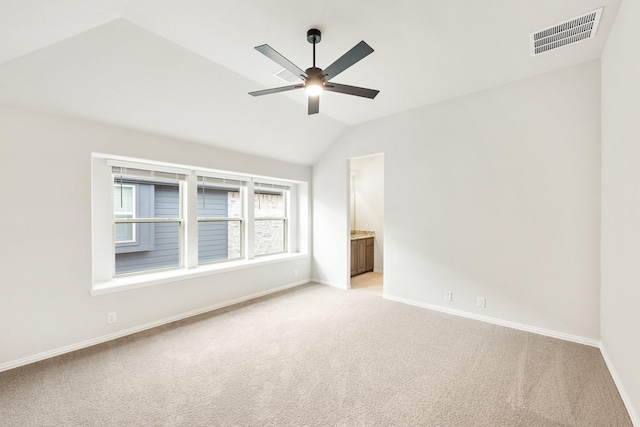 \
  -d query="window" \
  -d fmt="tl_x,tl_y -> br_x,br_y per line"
91,154 -> 307,291
197,176 -> 245,264
112,166 -> 184,276
254,182 -> 289,256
